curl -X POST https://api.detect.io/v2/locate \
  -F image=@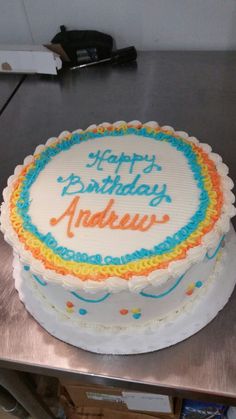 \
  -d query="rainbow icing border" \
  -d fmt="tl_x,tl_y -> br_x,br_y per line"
1,121 -> 235,291
7,124 -> 223,278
